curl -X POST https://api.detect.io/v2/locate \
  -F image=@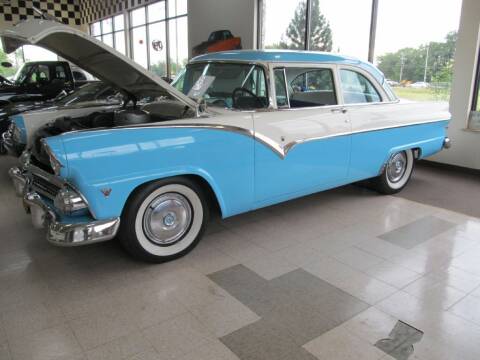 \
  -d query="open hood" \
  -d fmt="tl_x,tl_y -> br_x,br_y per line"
1,19 -> 197,110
